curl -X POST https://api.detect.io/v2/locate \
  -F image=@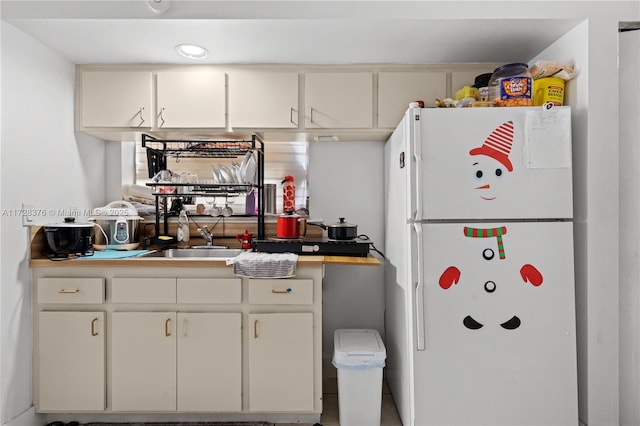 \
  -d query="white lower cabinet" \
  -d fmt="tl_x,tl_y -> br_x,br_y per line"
248,312 -> 314,412
111,311 -> 242,412
177,312 -> 242,412
38,311 -> 105,411
33,267 -> 322,420
111,312 -> 177,411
